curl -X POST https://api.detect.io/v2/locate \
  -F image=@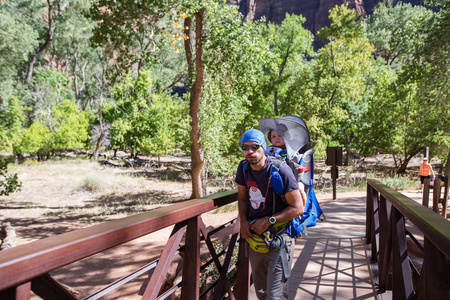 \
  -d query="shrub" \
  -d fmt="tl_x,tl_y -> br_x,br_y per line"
81,174 -> 103,192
